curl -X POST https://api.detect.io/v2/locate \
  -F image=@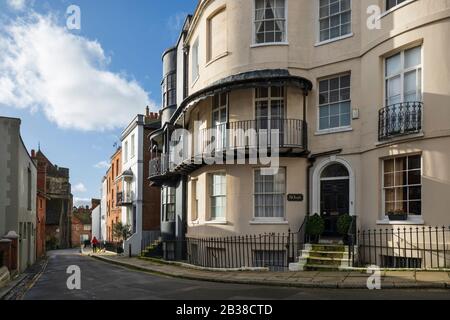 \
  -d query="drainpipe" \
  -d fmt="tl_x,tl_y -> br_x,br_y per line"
306,157 -> 316,217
